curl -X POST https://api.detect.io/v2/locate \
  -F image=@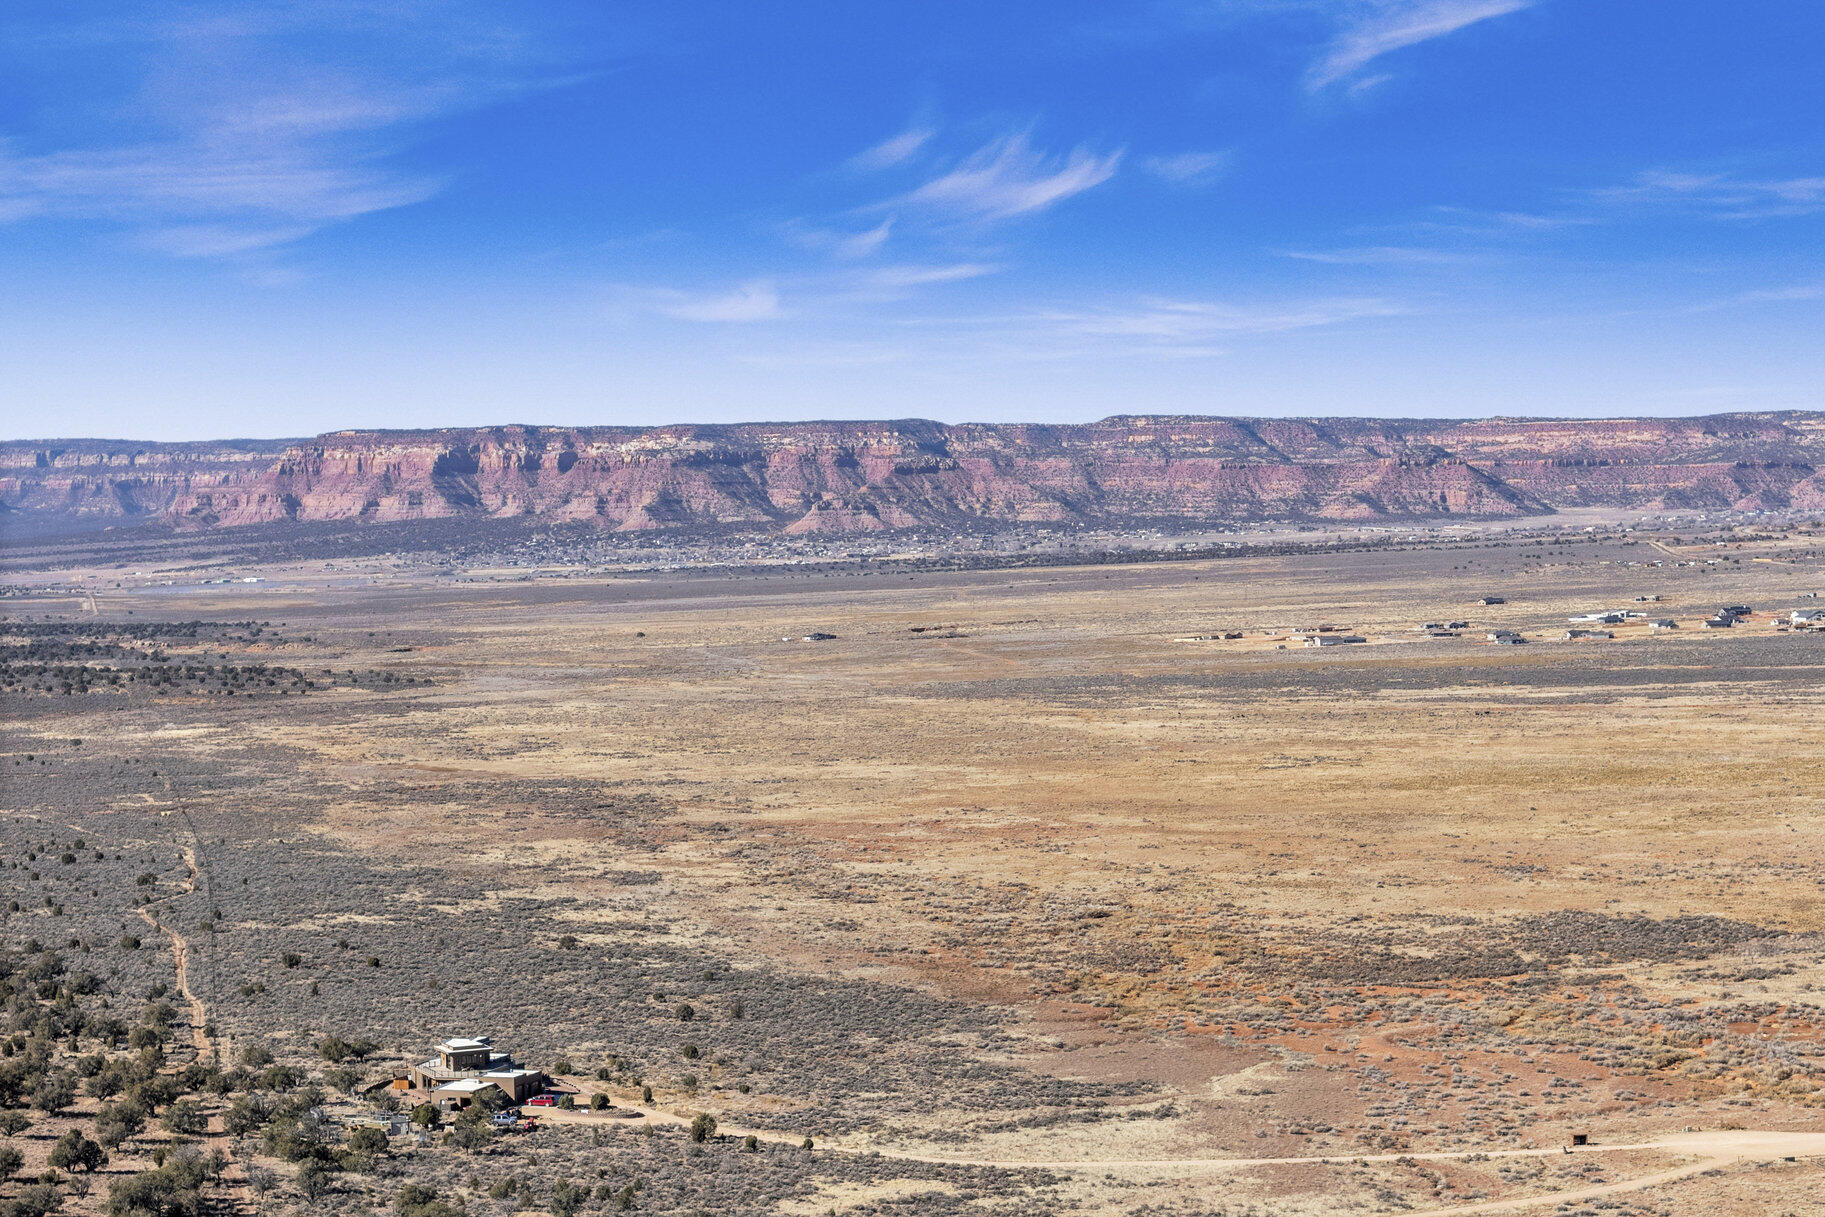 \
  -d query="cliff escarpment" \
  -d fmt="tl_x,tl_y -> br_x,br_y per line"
4,413 -> 1821,537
